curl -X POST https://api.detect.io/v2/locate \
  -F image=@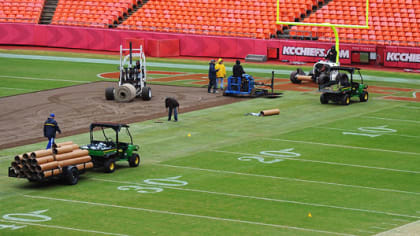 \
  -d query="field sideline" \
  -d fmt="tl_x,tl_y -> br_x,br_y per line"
0,49 -> 419,236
